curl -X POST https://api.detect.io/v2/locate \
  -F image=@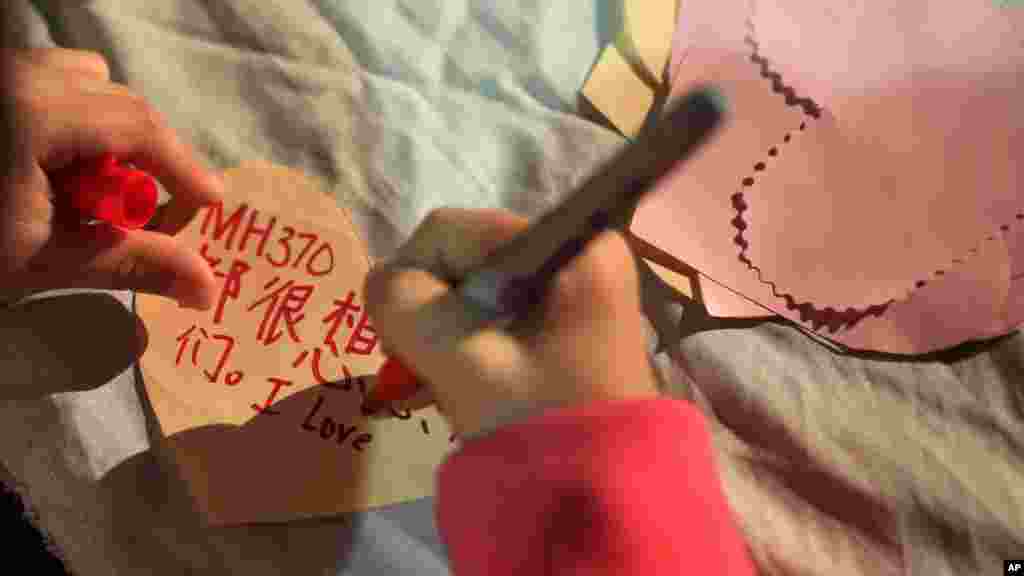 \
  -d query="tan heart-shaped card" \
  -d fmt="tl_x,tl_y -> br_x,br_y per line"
137,161 -> 454,526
